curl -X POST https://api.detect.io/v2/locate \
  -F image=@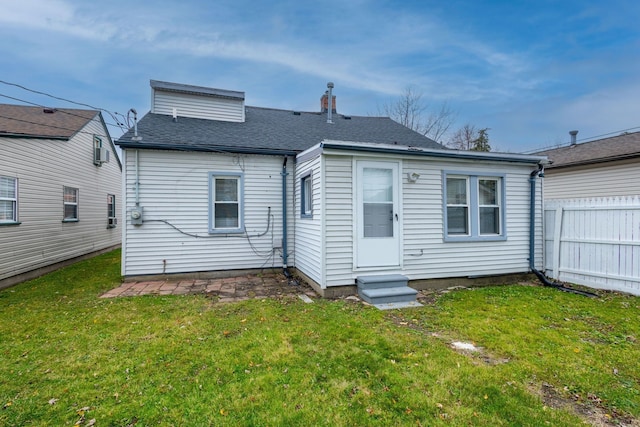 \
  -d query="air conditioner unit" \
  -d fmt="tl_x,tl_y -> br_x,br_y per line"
94,147 -> 110,165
